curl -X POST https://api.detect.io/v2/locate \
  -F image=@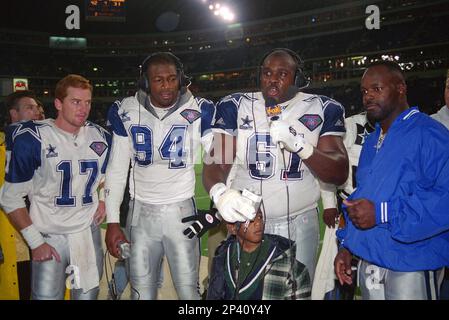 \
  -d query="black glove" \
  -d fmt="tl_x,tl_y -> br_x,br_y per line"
181,208 -> 221,239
